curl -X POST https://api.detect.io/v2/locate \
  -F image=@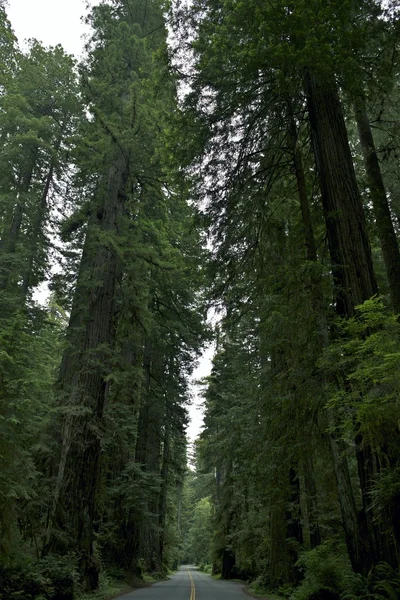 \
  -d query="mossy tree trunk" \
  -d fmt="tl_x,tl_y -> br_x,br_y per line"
47,153 -> 129,591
